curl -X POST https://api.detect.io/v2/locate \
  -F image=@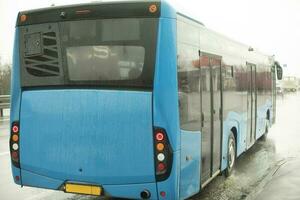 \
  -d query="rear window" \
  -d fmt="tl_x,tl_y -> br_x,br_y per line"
66,45 -> 145,81
19,18 -> 158,89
